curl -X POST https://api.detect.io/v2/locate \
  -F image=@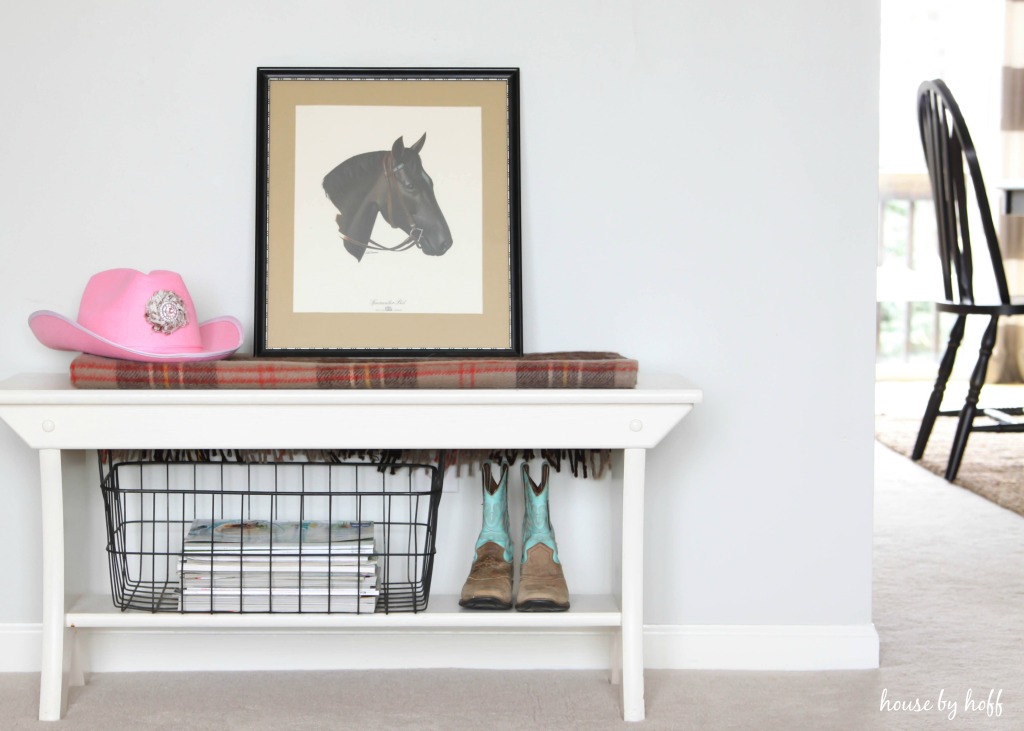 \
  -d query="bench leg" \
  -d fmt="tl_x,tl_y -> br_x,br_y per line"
621,448 -> 646,722
39,449 -> 68,721
609,630 -> 622,685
